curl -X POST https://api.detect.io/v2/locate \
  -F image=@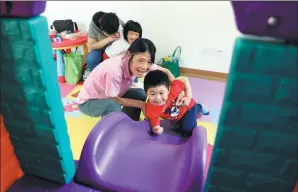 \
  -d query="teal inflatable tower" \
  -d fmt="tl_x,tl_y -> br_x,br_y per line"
205,2 -> 297,191
0,1 -> 76,184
